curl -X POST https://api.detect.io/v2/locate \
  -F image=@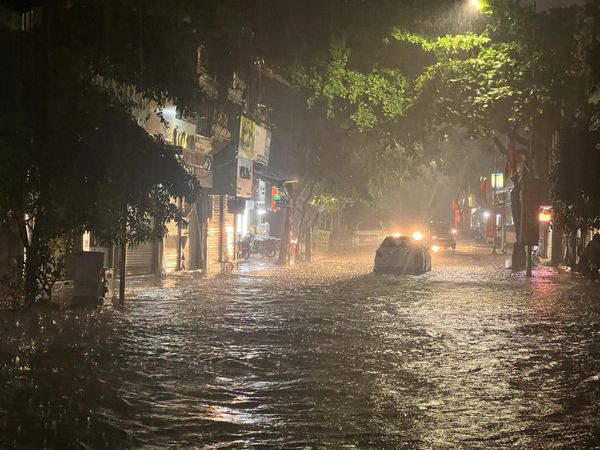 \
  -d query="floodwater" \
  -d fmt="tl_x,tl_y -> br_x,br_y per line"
1,245 -> 600,449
